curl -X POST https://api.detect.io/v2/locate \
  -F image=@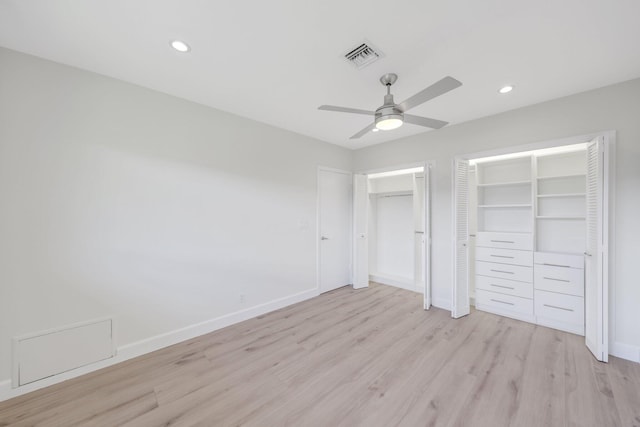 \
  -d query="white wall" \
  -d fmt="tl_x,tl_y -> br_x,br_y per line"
372,194 -> 414,281
368,174 -> 413,193
354,78 -> 640,361
368,174 -> 416,289
0,47 -> 352,386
